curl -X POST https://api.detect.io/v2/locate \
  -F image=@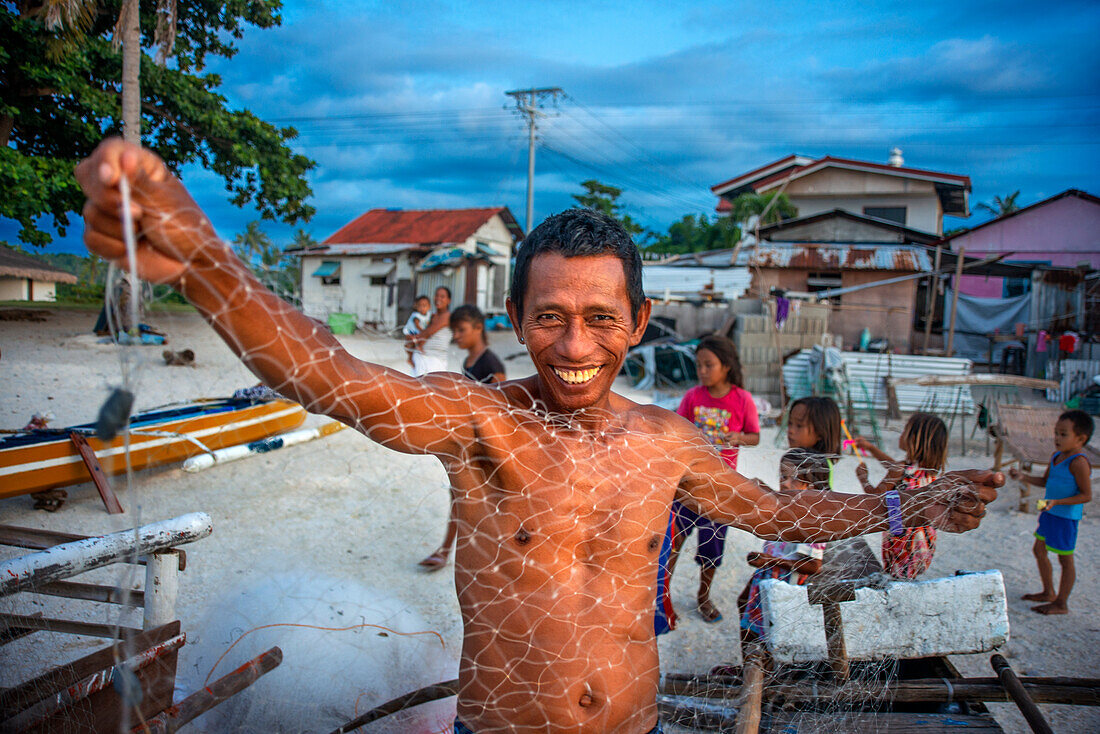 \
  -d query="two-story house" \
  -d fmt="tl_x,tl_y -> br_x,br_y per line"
711,150 -> 971,235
